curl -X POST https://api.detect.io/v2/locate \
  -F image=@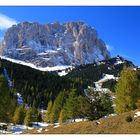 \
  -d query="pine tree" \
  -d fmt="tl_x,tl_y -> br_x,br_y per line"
58,109 -> 65,124
115,67 -> 140,113
30,107 -> 39,122
45,100 -> 53,122
13,106 -> 26,124
24,109 -> 31,126
50,91 -> 66,123
63,89 -> 78,121
83,87 -> 114,120
33,99 -> 37,108
0,74 -> 16,122
27,96 -> 31,106
37,113 -> 42,122
13,107 -> 20,124
98,93 -> 114,117
77,96 -> 92,119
